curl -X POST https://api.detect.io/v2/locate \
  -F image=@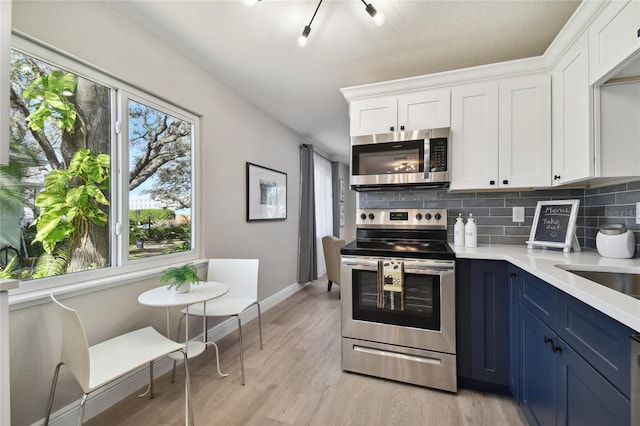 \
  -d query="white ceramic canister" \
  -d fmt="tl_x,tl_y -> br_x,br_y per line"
596,223 -> 635,259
